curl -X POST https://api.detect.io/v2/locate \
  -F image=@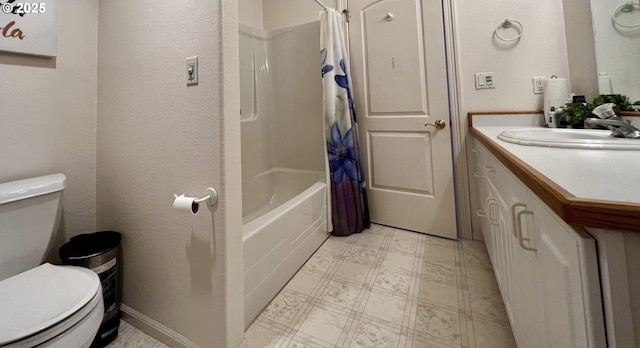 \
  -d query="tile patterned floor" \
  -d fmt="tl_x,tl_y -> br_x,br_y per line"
105,321 -> 169,348
104,224 -> 515,348
245,224 -> 517,348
